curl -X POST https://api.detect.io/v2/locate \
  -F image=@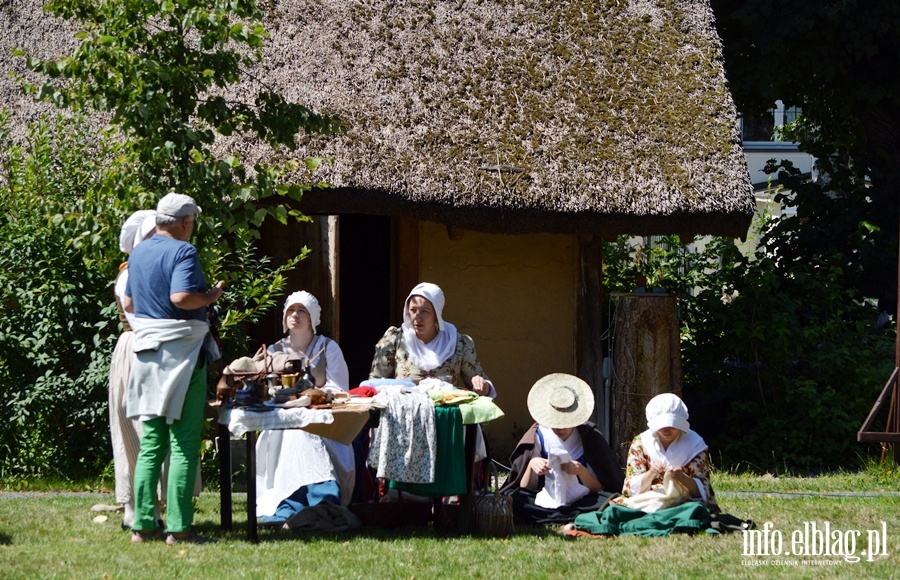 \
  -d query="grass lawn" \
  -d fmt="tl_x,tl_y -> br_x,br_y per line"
1,470 -> 898,579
